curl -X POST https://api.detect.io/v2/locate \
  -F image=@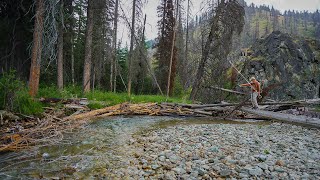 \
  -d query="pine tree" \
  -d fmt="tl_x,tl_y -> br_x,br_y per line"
155,0 -> 177,96
83,0 -> 94,92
